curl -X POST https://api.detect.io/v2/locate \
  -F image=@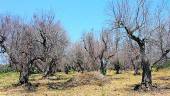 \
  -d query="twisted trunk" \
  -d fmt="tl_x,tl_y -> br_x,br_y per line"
19,63 -> 29,84
124,26 -> 152,90
135,43 -> 152,90
44,58 -> 56,77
